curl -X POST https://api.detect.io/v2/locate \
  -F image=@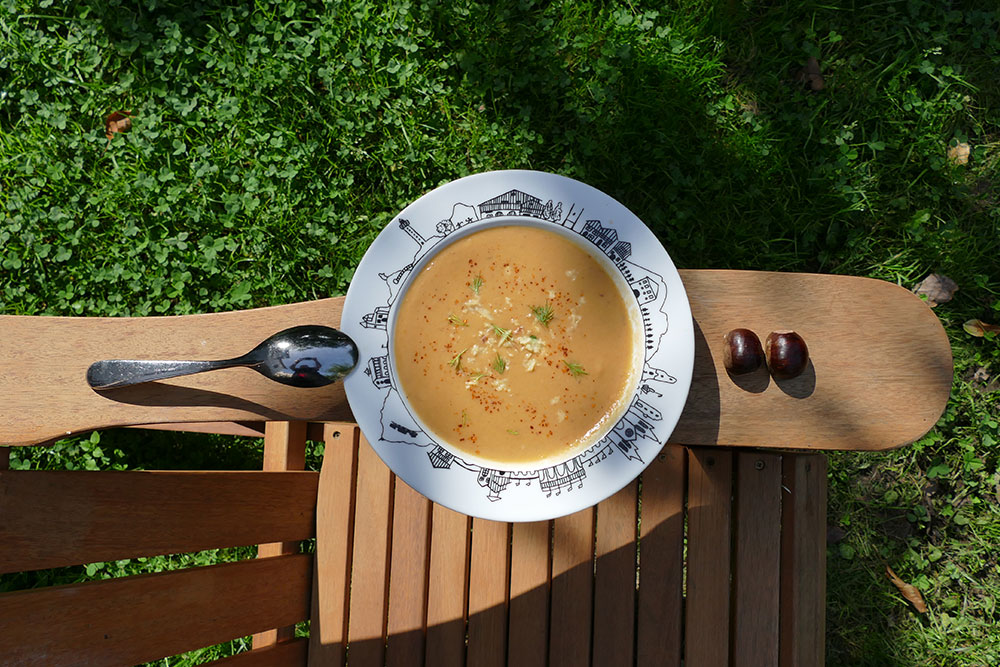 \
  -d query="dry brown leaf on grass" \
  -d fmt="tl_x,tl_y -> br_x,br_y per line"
104,110 -> 133,141
912,273 -> 958,307
964,319 -> 1000,338
795,57 -> 825,91
886,565 -> 928,613
947,142 -> 971,166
